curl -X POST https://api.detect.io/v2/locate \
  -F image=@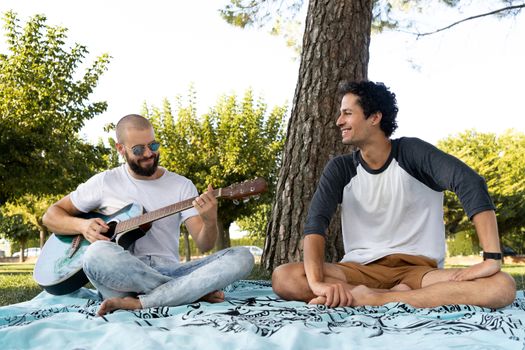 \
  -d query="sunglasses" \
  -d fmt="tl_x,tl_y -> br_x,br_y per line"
127,141 -> 161,156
